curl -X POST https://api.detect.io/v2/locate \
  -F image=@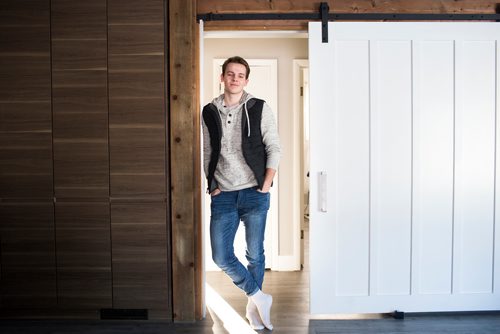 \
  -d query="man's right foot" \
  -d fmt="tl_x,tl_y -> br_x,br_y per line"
250,290 -> 273,330
246,298 -> 265,330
